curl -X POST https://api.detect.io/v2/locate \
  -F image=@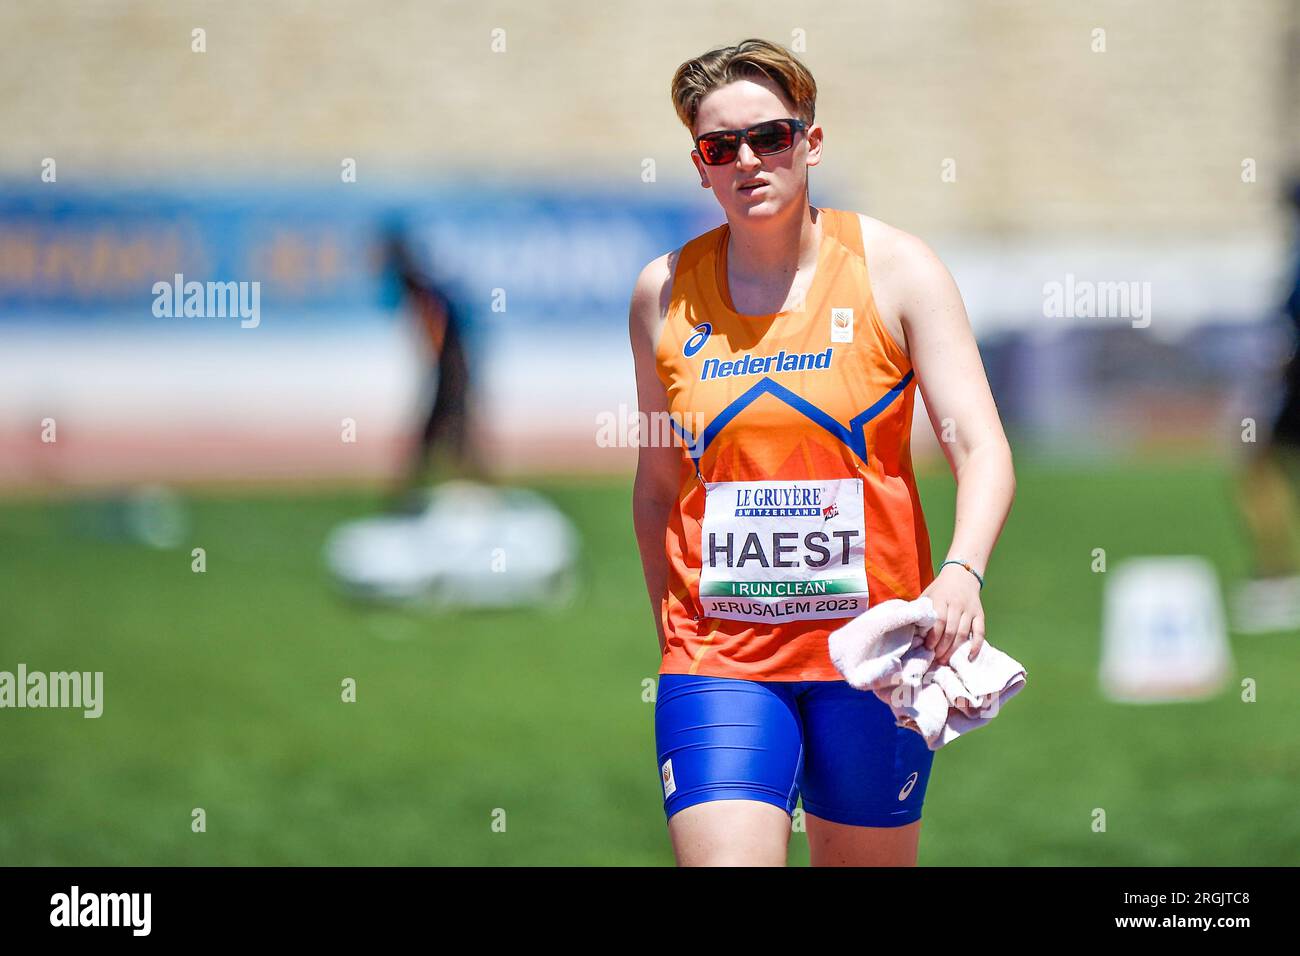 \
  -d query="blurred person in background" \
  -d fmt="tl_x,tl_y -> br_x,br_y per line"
321,230 -> 576,609
629,39 -> 1016,866
383,227 -> 486,511
1233,178 -> 1300,633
